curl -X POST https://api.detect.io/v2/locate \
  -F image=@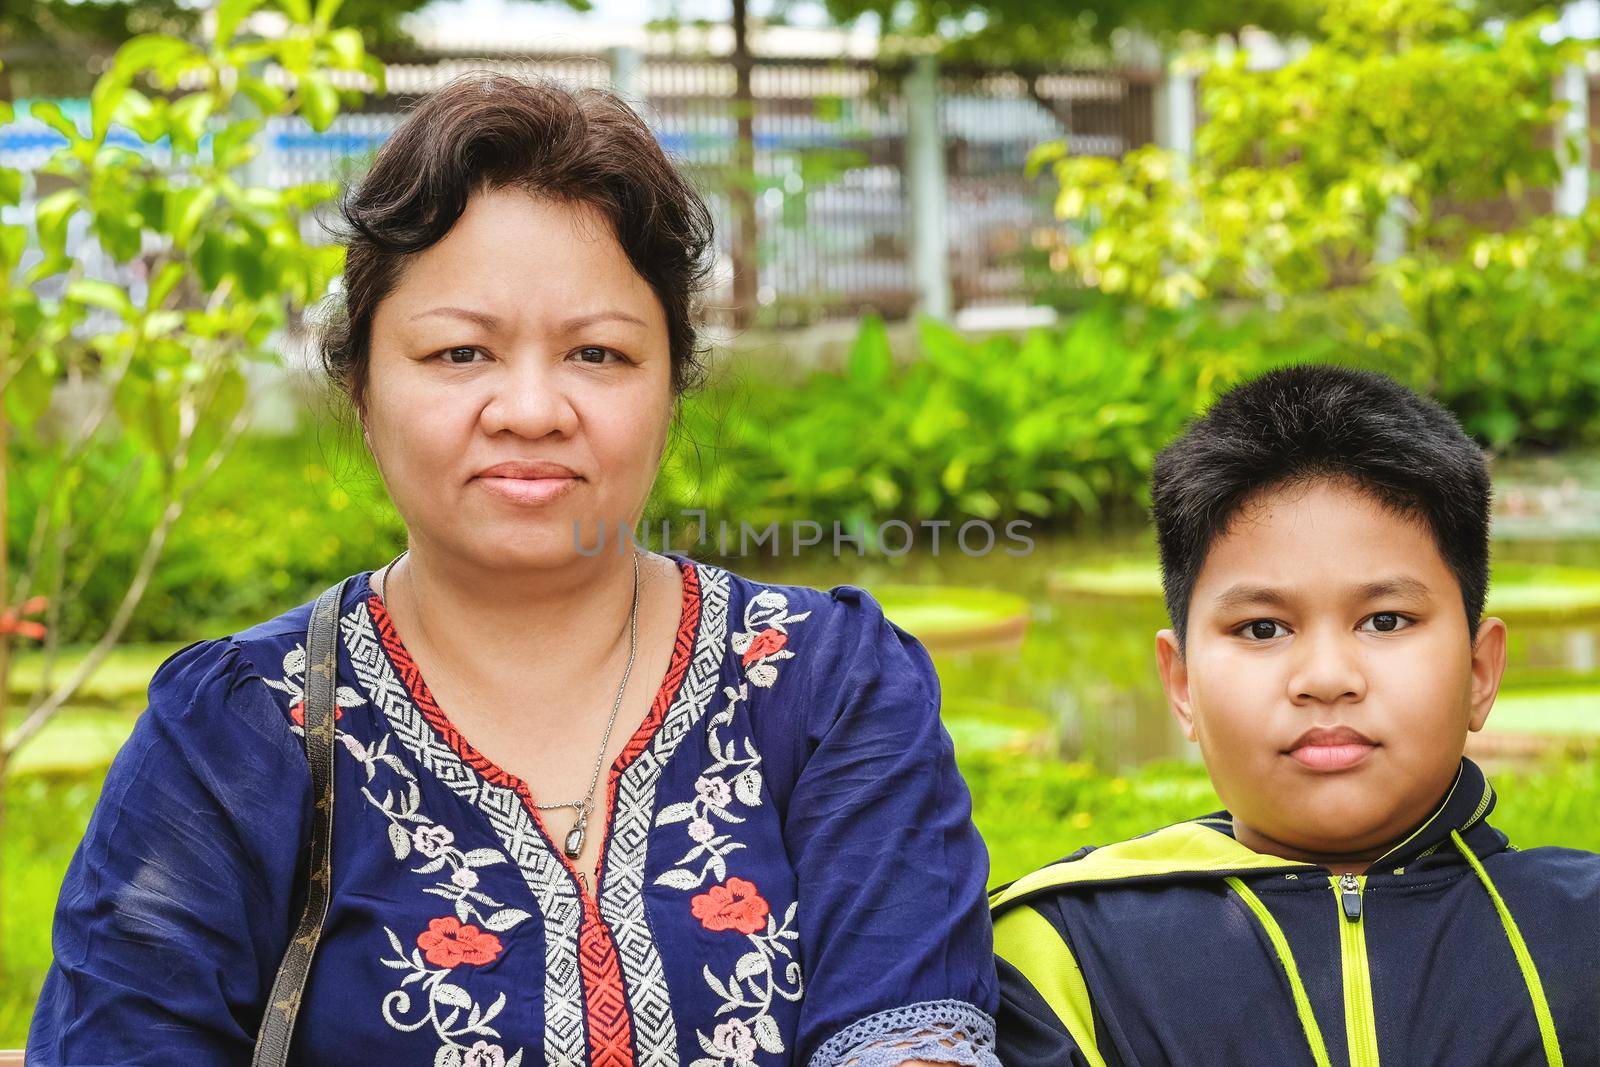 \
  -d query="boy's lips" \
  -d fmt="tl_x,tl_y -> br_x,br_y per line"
1284,725 -> 1378,772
